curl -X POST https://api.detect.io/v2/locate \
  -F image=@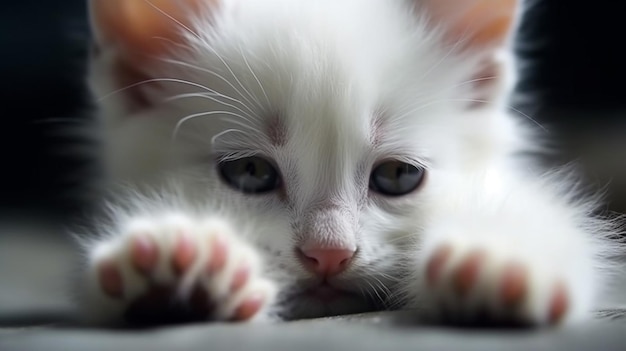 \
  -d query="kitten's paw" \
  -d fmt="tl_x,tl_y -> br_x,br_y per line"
84,216 -> 276,326
422,243 -> 570,327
